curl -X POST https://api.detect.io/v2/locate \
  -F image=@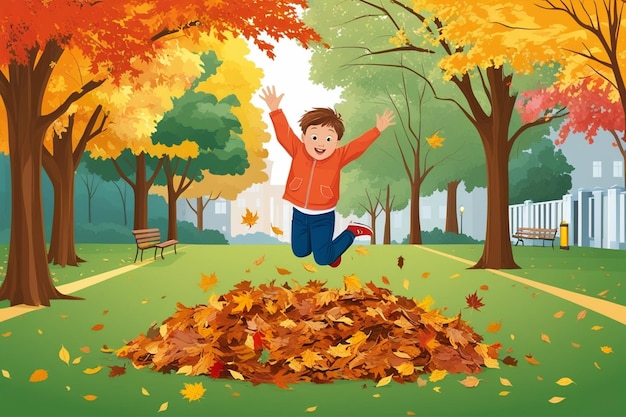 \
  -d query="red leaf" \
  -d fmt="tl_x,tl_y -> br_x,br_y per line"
503,356 -> 518,367
91,324 -> 104,331
108,365 -> 126,377
465,291 -> 485,311
397,256 -> 404,269
210,361 -> 225,378
253,332 -> 264,351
